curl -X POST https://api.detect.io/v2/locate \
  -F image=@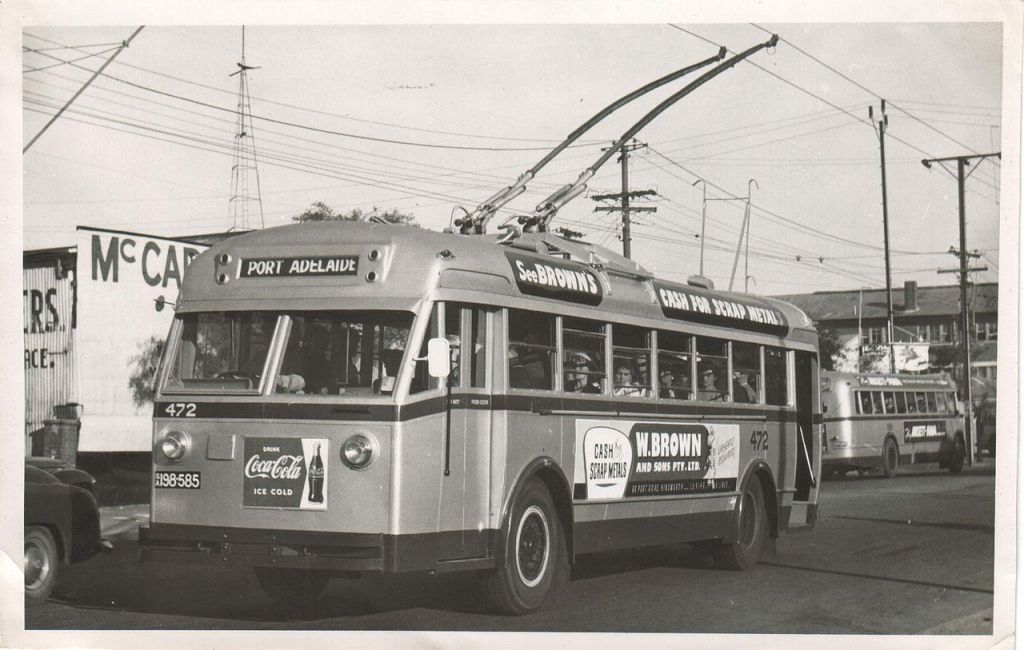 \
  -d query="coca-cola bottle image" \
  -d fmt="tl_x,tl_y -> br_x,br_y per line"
308,443 -> 324,503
